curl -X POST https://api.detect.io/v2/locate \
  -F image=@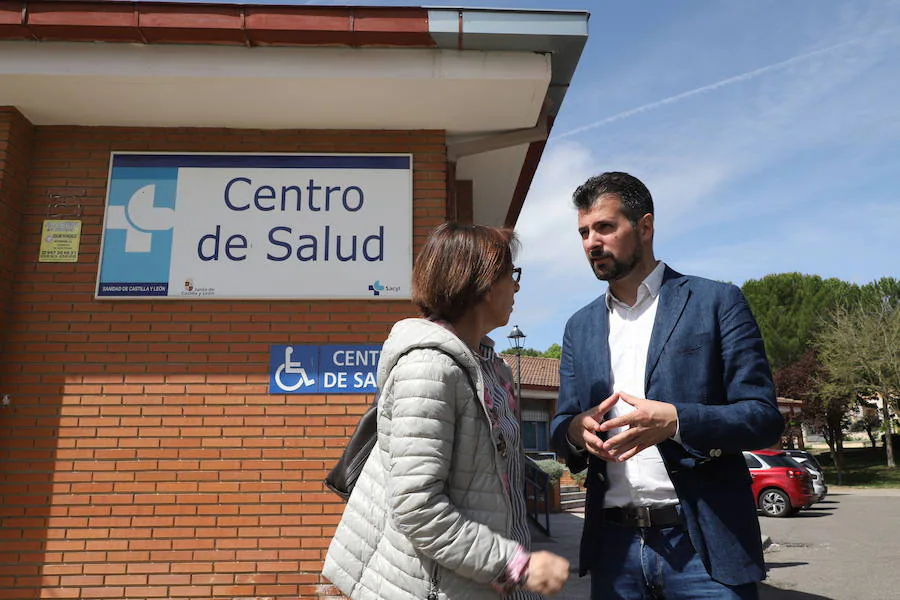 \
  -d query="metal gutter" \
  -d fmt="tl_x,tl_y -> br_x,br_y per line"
428,8 -> 589,122
428,7 -> 589,227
